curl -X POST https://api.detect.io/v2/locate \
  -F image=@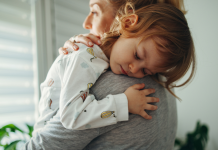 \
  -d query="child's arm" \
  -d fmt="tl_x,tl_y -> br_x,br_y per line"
68,83 -> 159,130
59,48 -> 129,130
59,47 -> 158,130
